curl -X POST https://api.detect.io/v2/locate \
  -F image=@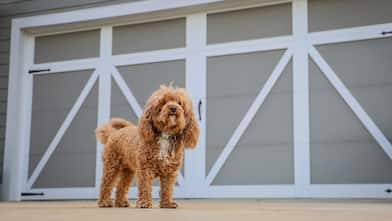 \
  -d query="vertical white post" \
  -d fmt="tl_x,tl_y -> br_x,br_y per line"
95,26 -> 112,189
292,0 -> 310,196
185,13 -> 207,196
2,24 -> 33,200
20,36 -> 34,193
